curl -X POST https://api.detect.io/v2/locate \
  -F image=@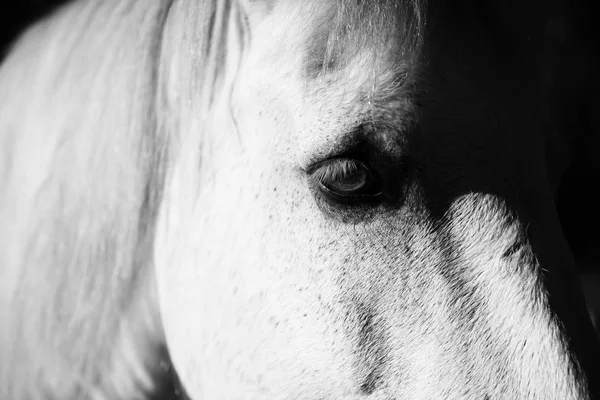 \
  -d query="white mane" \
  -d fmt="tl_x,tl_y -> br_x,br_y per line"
0,2 -> 173,398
